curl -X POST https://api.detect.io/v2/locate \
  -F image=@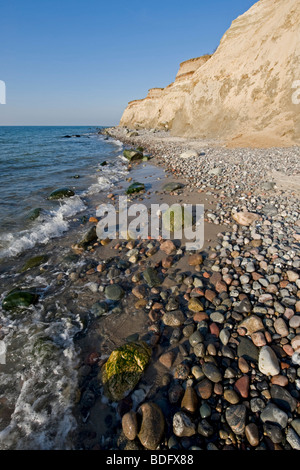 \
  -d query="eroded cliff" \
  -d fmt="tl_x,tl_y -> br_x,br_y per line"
119,0 -> 300,147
